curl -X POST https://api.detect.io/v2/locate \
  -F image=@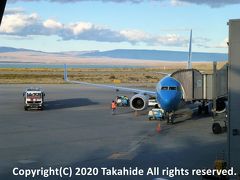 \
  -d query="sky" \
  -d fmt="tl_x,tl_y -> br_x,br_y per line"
0,0 -> 239,53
